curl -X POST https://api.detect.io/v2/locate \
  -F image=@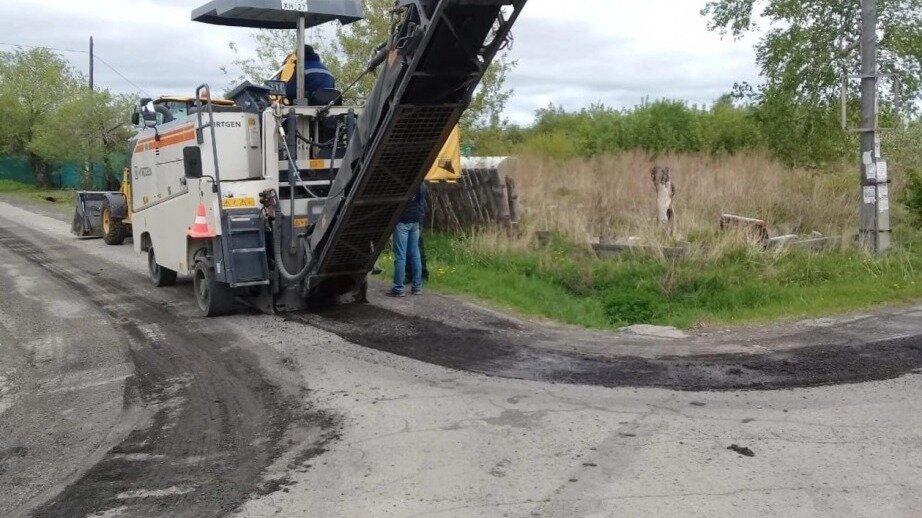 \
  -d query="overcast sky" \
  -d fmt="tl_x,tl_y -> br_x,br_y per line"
0,0 -> 763,124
